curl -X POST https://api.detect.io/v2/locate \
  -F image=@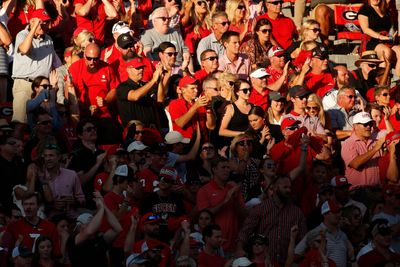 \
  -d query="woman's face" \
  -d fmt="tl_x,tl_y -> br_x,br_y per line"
198,212 -> 212,229
235,2 -> 246,20
164,0 -> 179,9
304,23 -> 320,41
305,101 -> 320,117
36,78 -> 50,94
370,0 -> 381,7
200,143 -> 215,160
256,24 -> 272,44
350,209 -> 362,227
371,108 -> 382,126
195,0 -> 208,13
134,125 -> 145,142
248,114 -> 264,131
235,138 -> 253,158
252,240 -> 267,255
271,99 -> 284,112
38,240 -> 52,259
376,89 -> 390,106
56,219 -> 69,234
312,165 -> 327,184
80,35 -> 95,50
237,82 -> 251,101
260,159 -> 276,177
